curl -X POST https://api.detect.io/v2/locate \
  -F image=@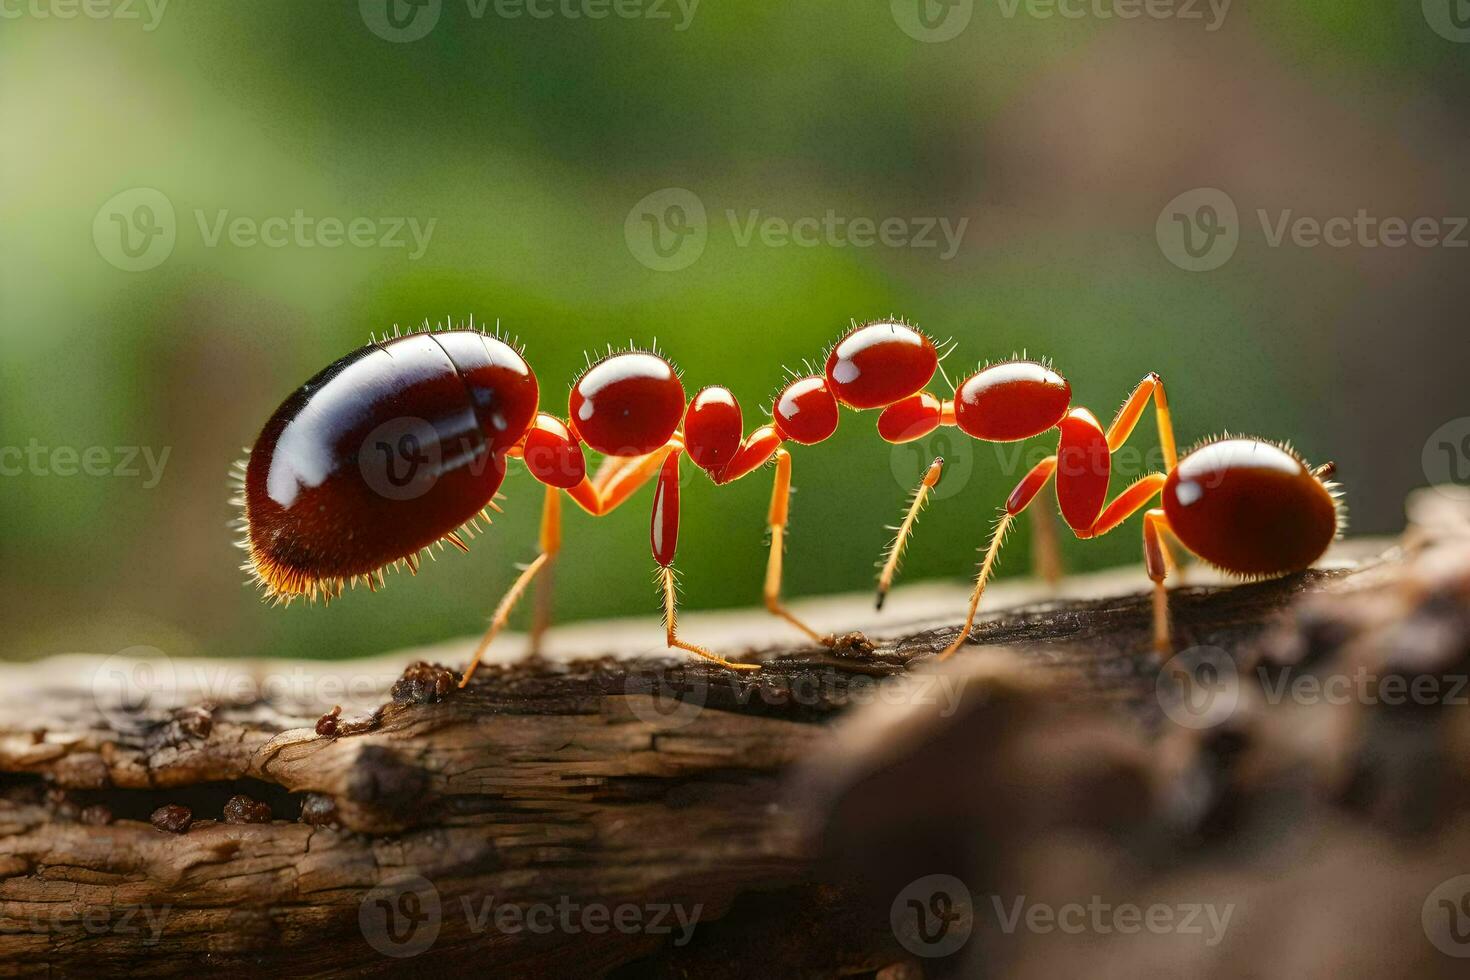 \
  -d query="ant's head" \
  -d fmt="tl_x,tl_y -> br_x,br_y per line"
569,348 -> 686,456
